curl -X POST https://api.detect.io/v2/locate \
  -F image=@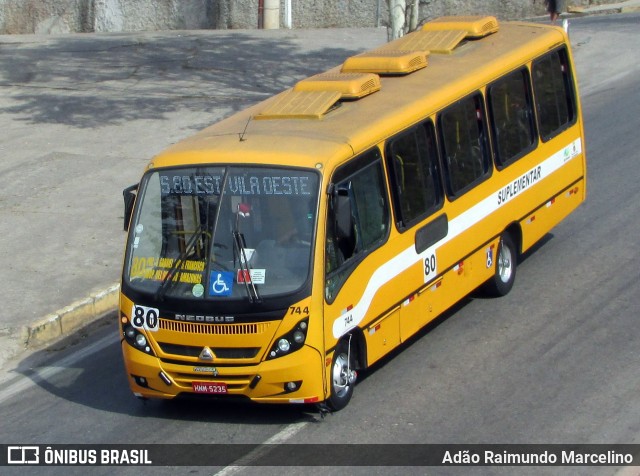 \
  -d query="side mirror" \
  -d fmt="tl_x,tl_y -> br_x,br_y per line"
333,182 -> 356,259
123,184 -> 139,231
